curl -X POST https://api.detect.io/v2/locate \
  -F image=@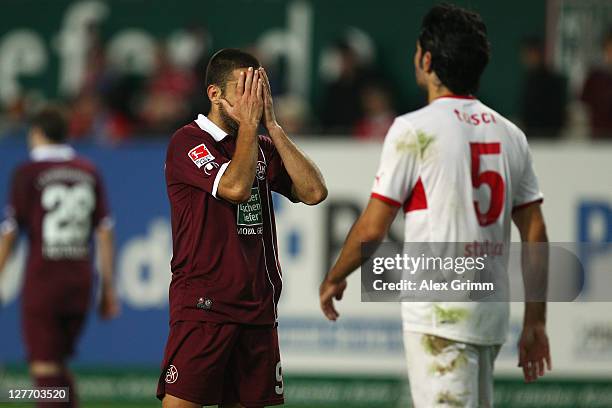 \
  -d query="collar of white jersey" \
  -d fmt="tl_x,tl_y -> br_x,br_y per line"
30,144 -> 76,162
195,114 -> 229,142
432,94 -> 477,103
